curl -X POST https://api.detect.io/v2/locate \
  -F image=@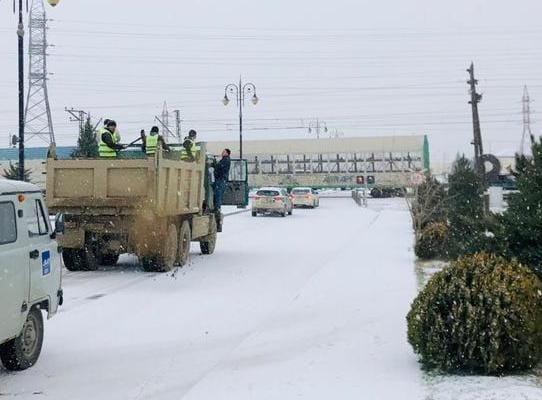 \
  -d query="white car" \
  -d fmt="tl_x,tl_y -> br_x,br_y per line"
0,180 -> 63,370
252,187 -> 293,217
291,187 -> 320,208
